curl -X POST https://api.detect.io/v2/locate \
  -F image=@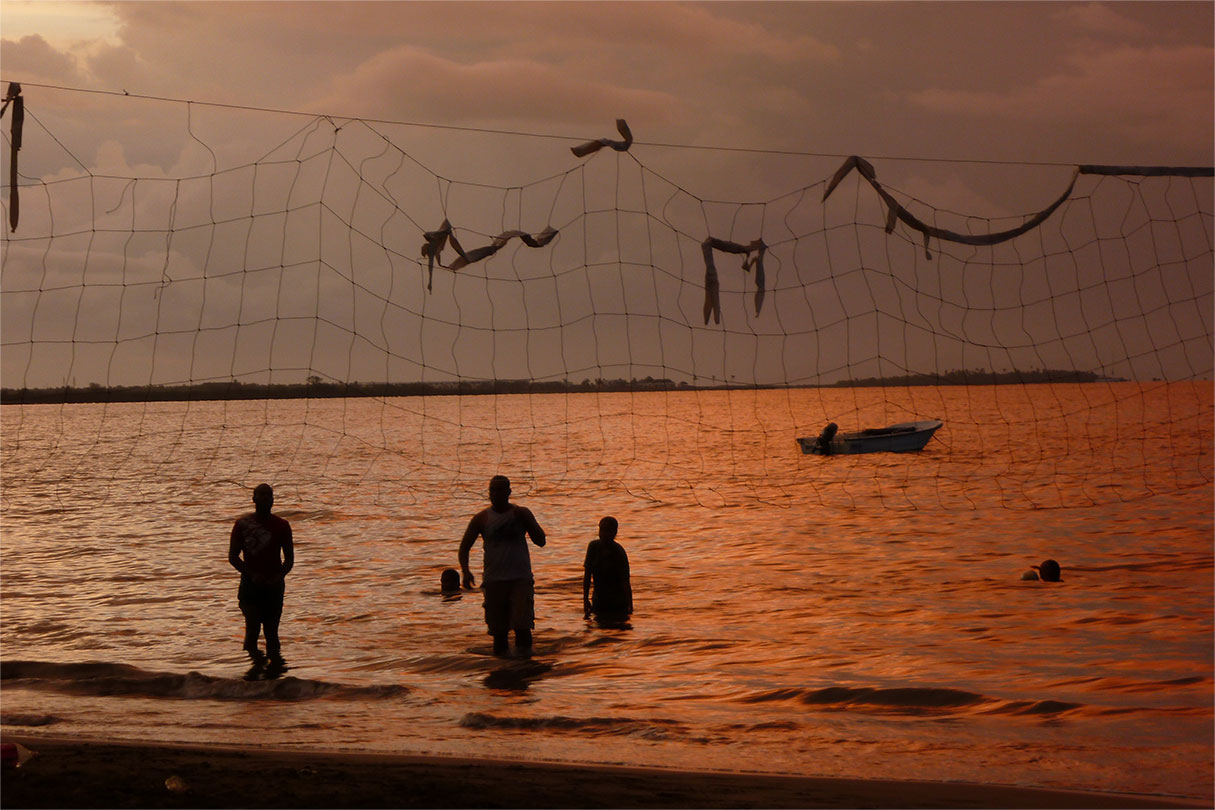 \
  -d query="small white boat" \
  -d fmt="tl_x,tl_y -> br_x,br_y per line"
797,419 -> 943,455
